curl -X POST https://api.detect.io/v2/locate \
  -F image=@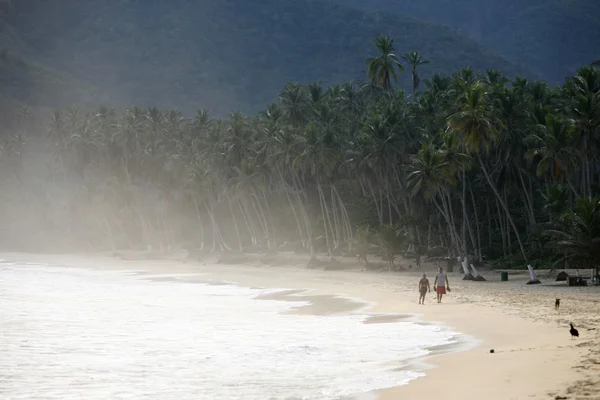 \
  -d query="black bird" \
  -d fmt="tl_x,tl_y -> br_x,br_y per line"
569,323 -> 579,338
555,298 -> 560,310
